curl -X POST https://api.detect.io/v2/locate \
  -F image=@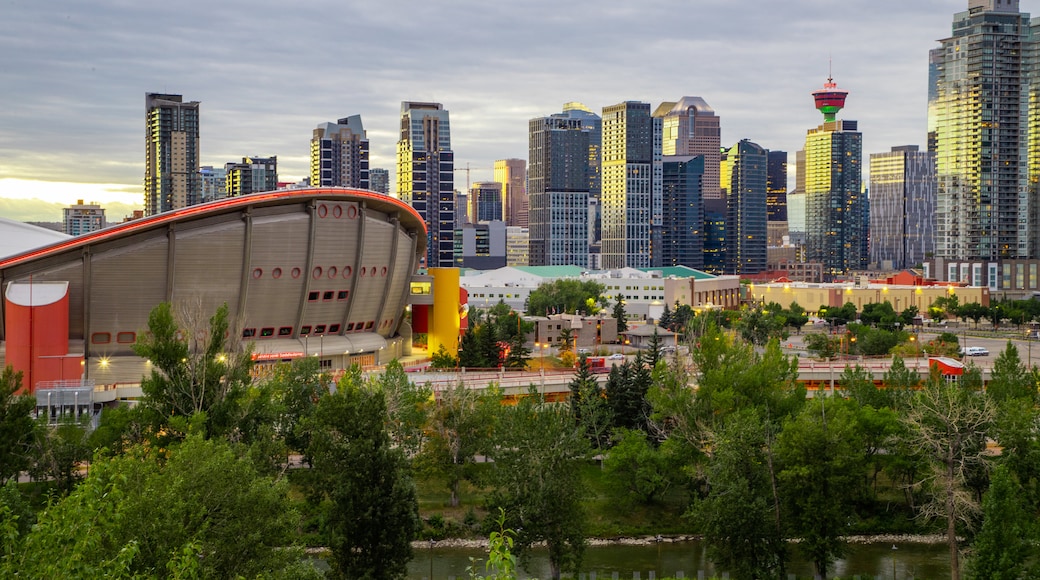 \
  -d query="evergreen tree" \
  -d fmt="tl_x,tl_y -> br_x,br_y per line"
504,332 -> 531,369
612,294 -> 628,333
568,357 -> 611,451
966,465 -> 1036,580
987,341 -> 1034,404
